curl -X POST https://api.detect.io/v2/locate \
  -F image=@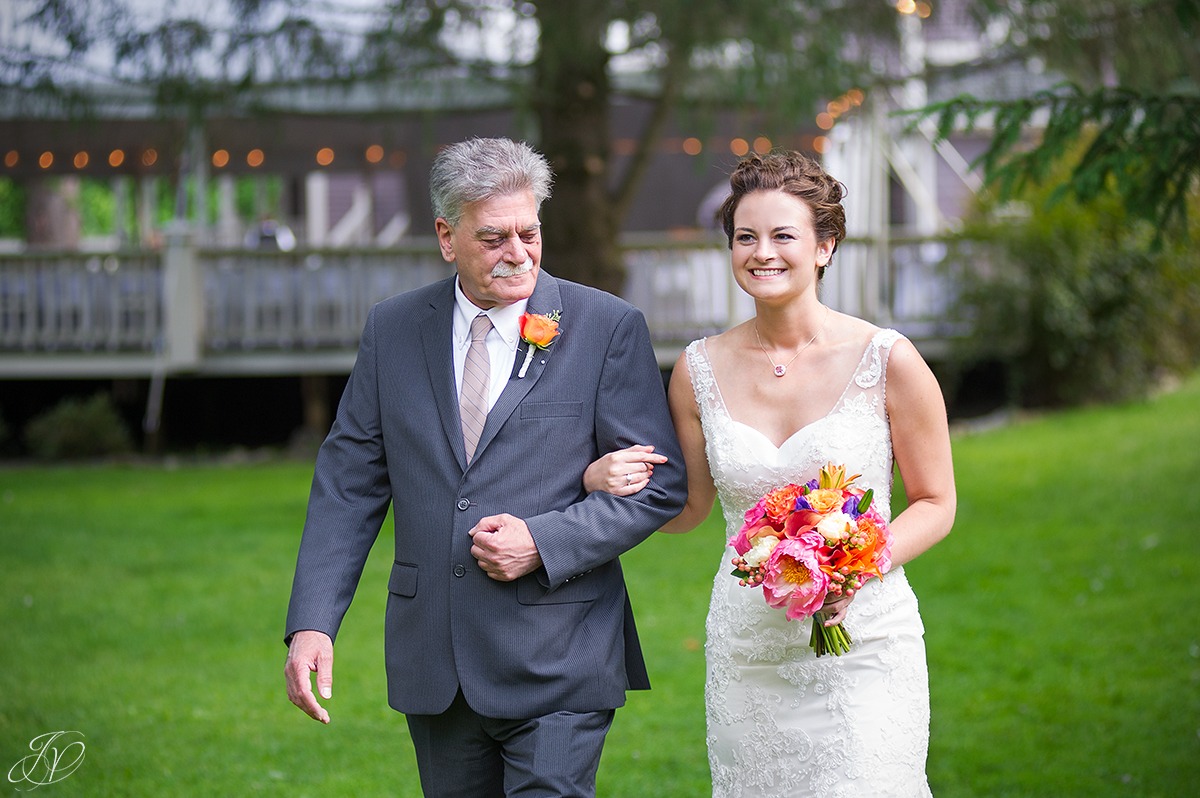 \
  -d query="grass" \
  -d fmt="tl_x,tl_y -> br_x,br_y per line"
2,373 -> 1199,796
